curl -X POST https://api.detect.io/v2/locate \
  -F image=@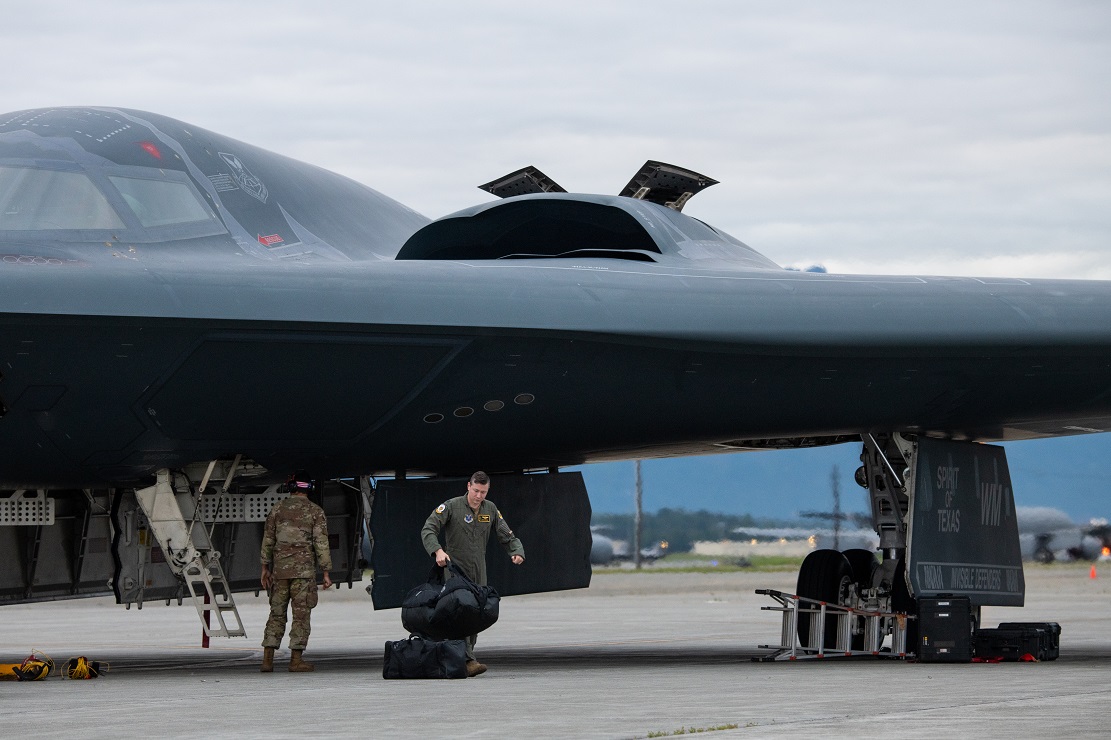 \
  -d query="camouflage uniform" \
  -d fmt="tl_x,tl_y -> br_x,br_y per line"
422,496 -> 524,658
260,495 -> 332,650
